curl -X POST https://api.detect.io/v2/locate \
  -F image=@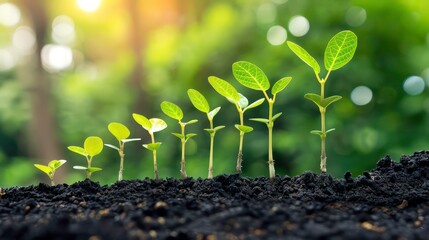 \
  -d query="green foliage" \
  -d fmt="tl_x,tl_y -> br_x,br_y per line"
34,159 -> 67,186
160,101 -> 184,121
187,89 -> 210,113
208,76 -> 239,102
108,122 -> 130,142
324,31 -> 358,71
286,41 -> 320,74
68,136 -> 104,179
